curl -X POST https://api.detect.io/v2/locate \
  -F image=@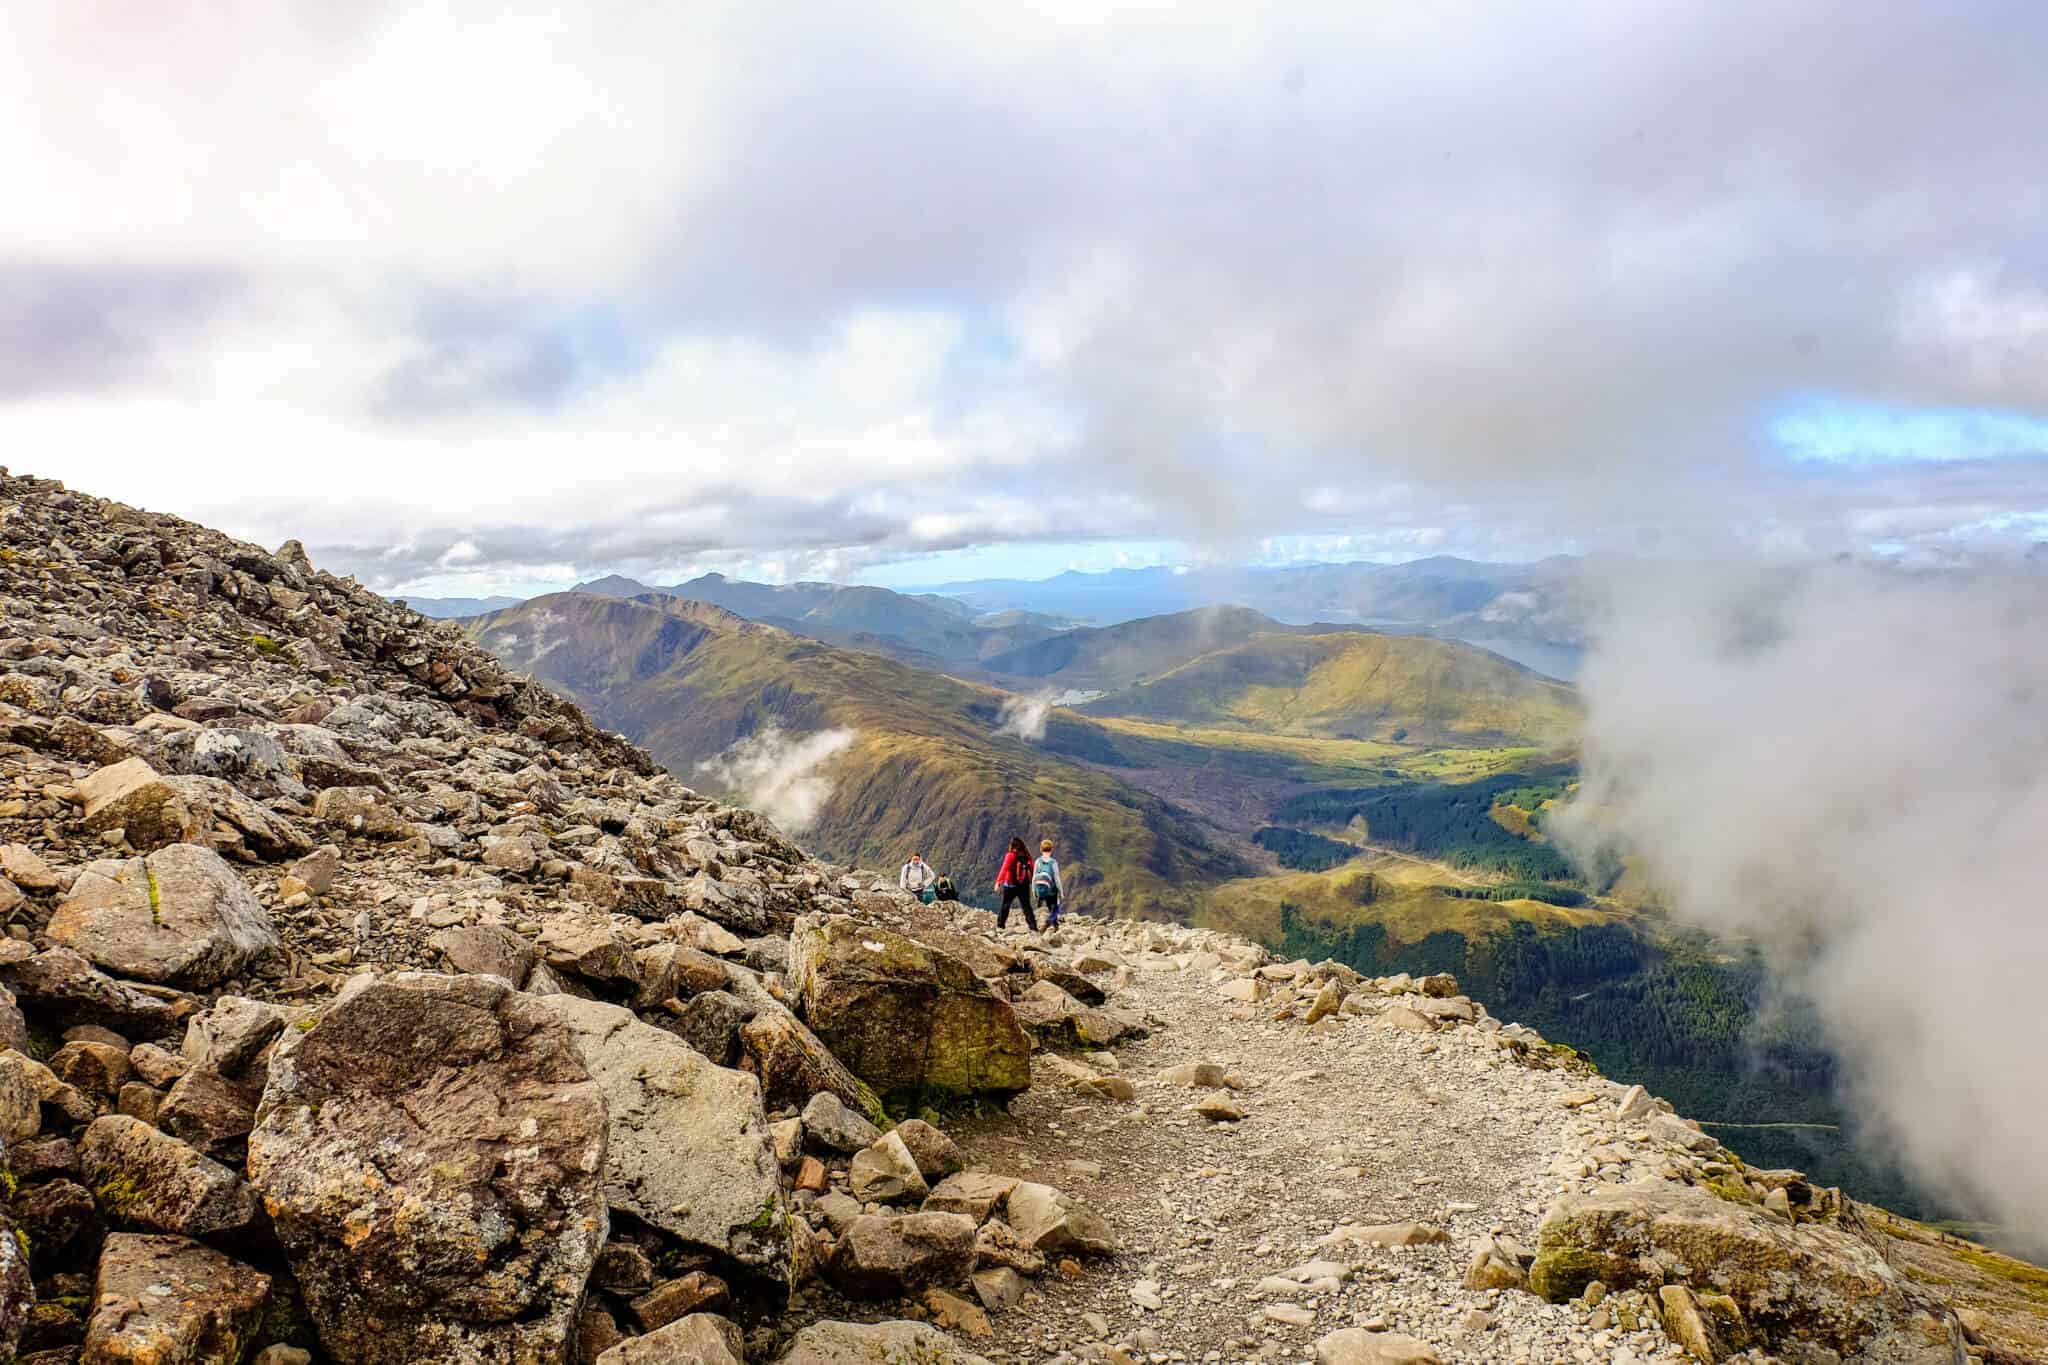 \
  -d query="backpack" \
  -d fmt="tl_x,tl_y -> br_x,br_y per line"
1032,855 -> 1057,891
